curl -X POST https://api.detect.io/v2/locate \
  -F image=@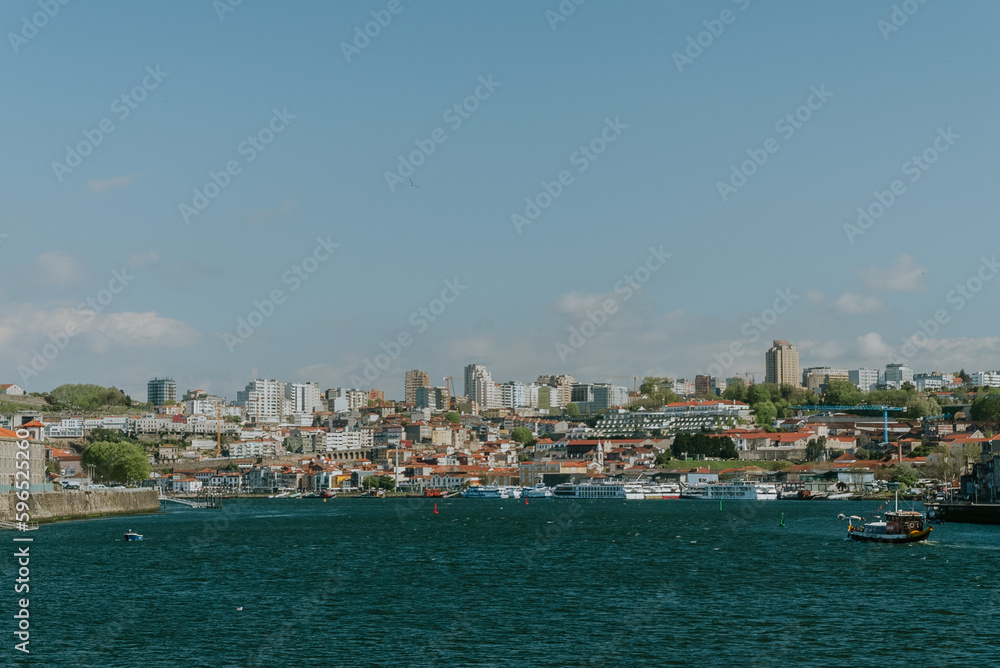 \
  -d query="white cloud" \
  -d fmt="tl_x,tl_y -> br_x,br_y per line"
861,254 -> 926,292
0,305 -> 199,359
796,339 -> 846,361
857,332 -> 893,359
34,251 -> 86,287
95,311 -> 199,348
833,292 -> 885,314
551,292 -> 609,315
126,251 -> 159,268
87,175 -> 137,194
